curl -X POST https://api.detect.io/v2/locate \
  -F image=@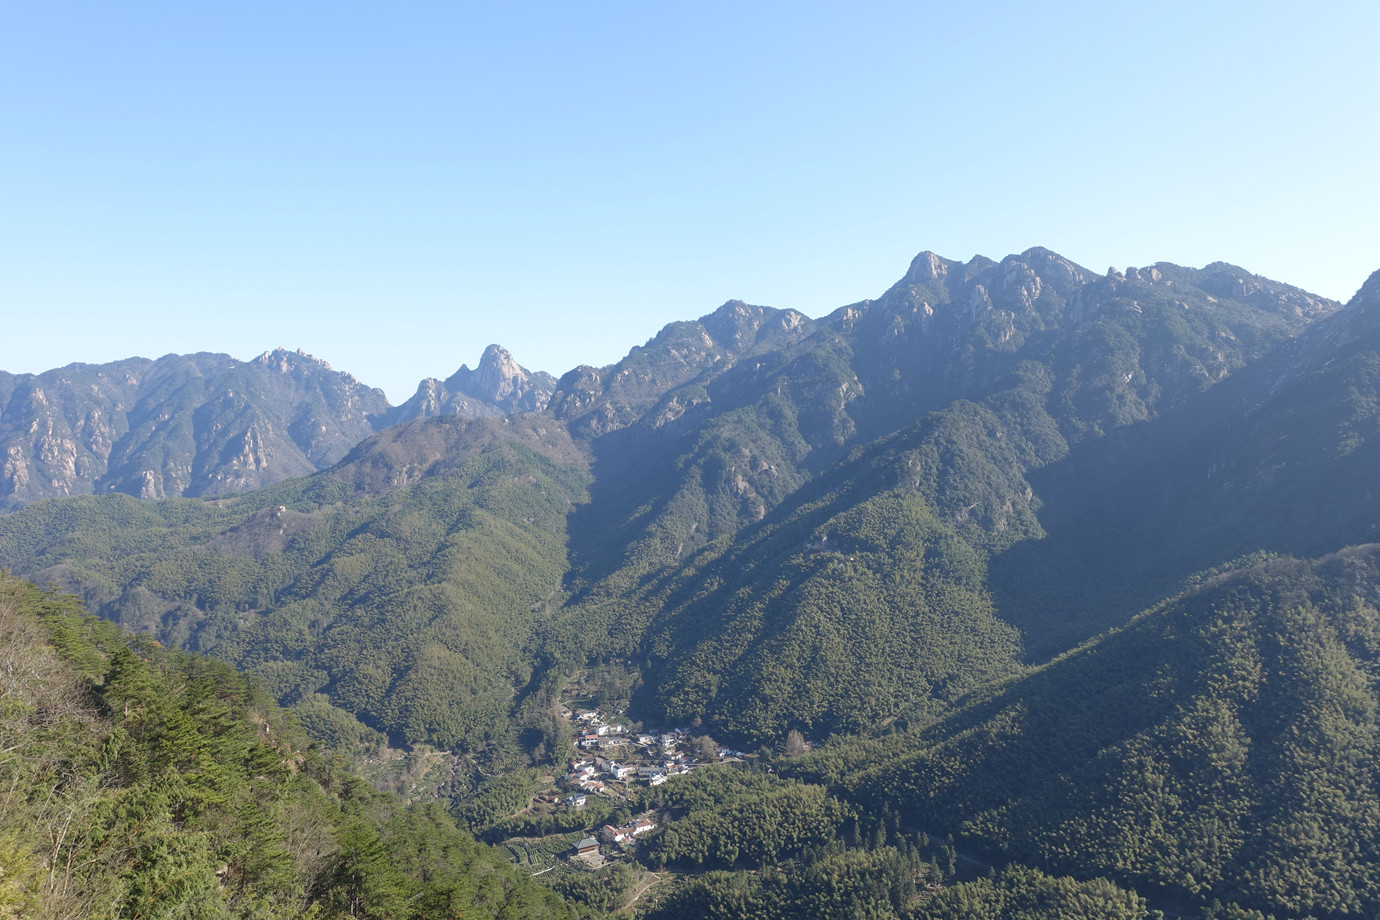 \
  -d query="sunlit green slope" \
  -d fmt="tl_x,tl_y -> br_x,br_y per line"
0,573 -> 579,919
0,415 -> 590,757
